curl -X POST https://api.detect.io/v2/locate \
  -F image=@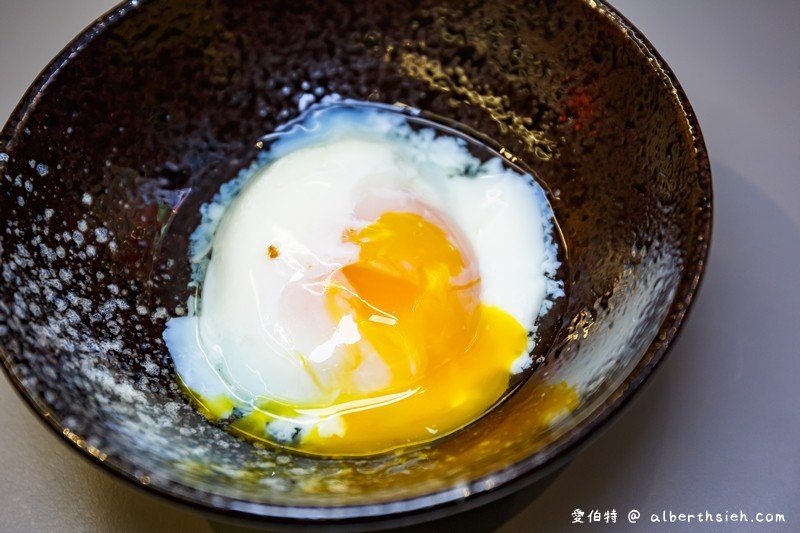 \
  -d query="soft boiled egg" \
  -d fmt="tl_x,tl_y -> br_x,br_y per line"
163,103 -> 565,456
